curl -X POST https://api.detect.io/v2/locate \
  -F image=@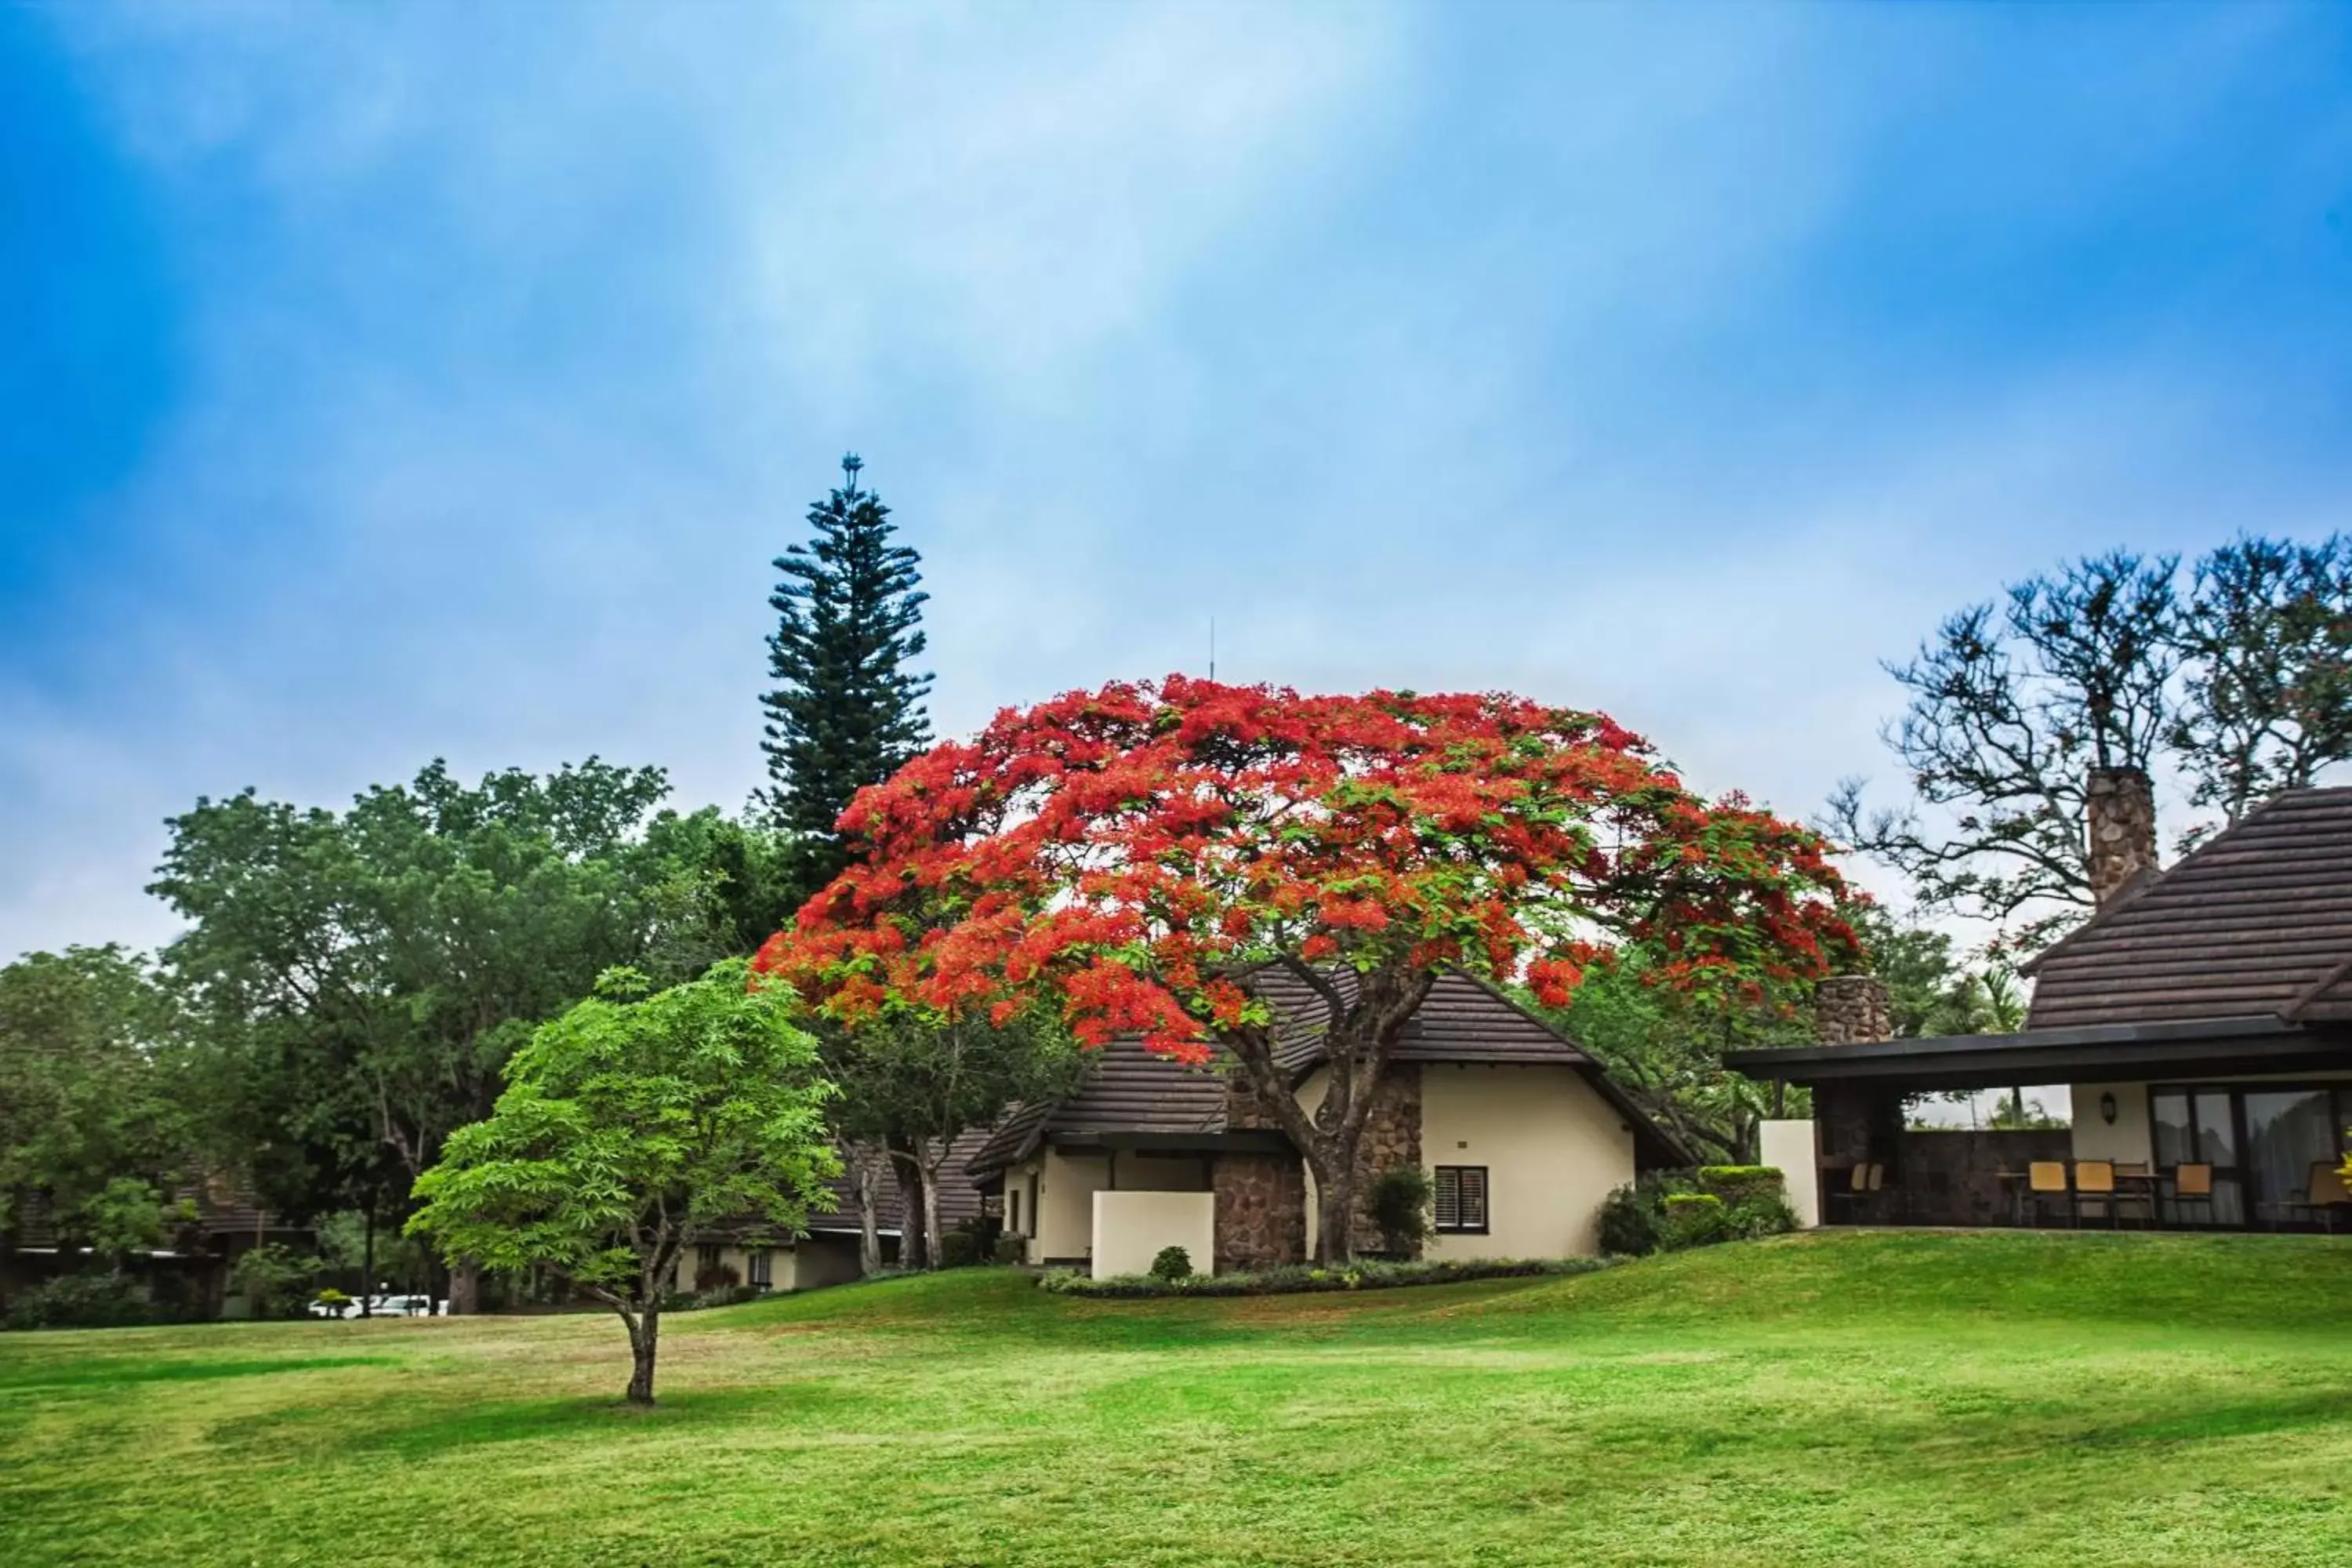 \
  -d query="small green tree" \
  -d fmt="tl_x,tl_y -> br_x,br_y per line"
1365,1167 -> 1433,1258
407,960 -> 838,1404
